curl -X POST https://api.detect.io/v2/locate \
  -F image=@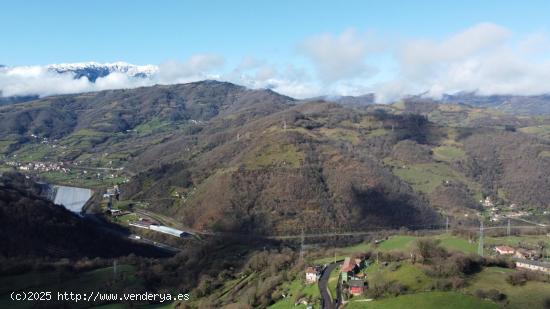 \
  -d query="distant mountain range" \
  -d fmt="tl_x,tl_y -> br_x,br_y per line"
2,62 -> 550,115
306,93 -> 375,106
46,61 -> 158,82
2,80 -> 549,235
440,92 -> 550,115
314,92 -> 550,116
